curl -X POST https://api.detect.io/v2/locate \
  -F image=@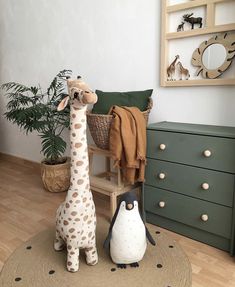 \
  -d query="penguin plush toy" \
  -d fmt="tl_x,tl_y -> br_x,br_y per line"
104,191 -> 156,268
